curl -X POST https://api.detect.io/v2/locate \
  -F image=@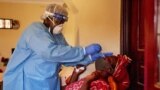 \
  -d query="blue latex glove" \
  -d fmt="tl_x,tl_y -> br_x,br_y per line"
89,53 -> 104,61
84,43 -> 102,55
103,52 -> 113,57
89,52 -> 113,61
